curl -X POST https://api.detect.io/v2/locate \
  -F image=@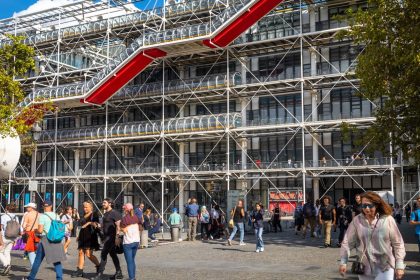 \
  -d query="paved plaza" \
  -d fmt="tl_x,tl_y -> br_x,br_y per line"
4,221 -> 420,280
